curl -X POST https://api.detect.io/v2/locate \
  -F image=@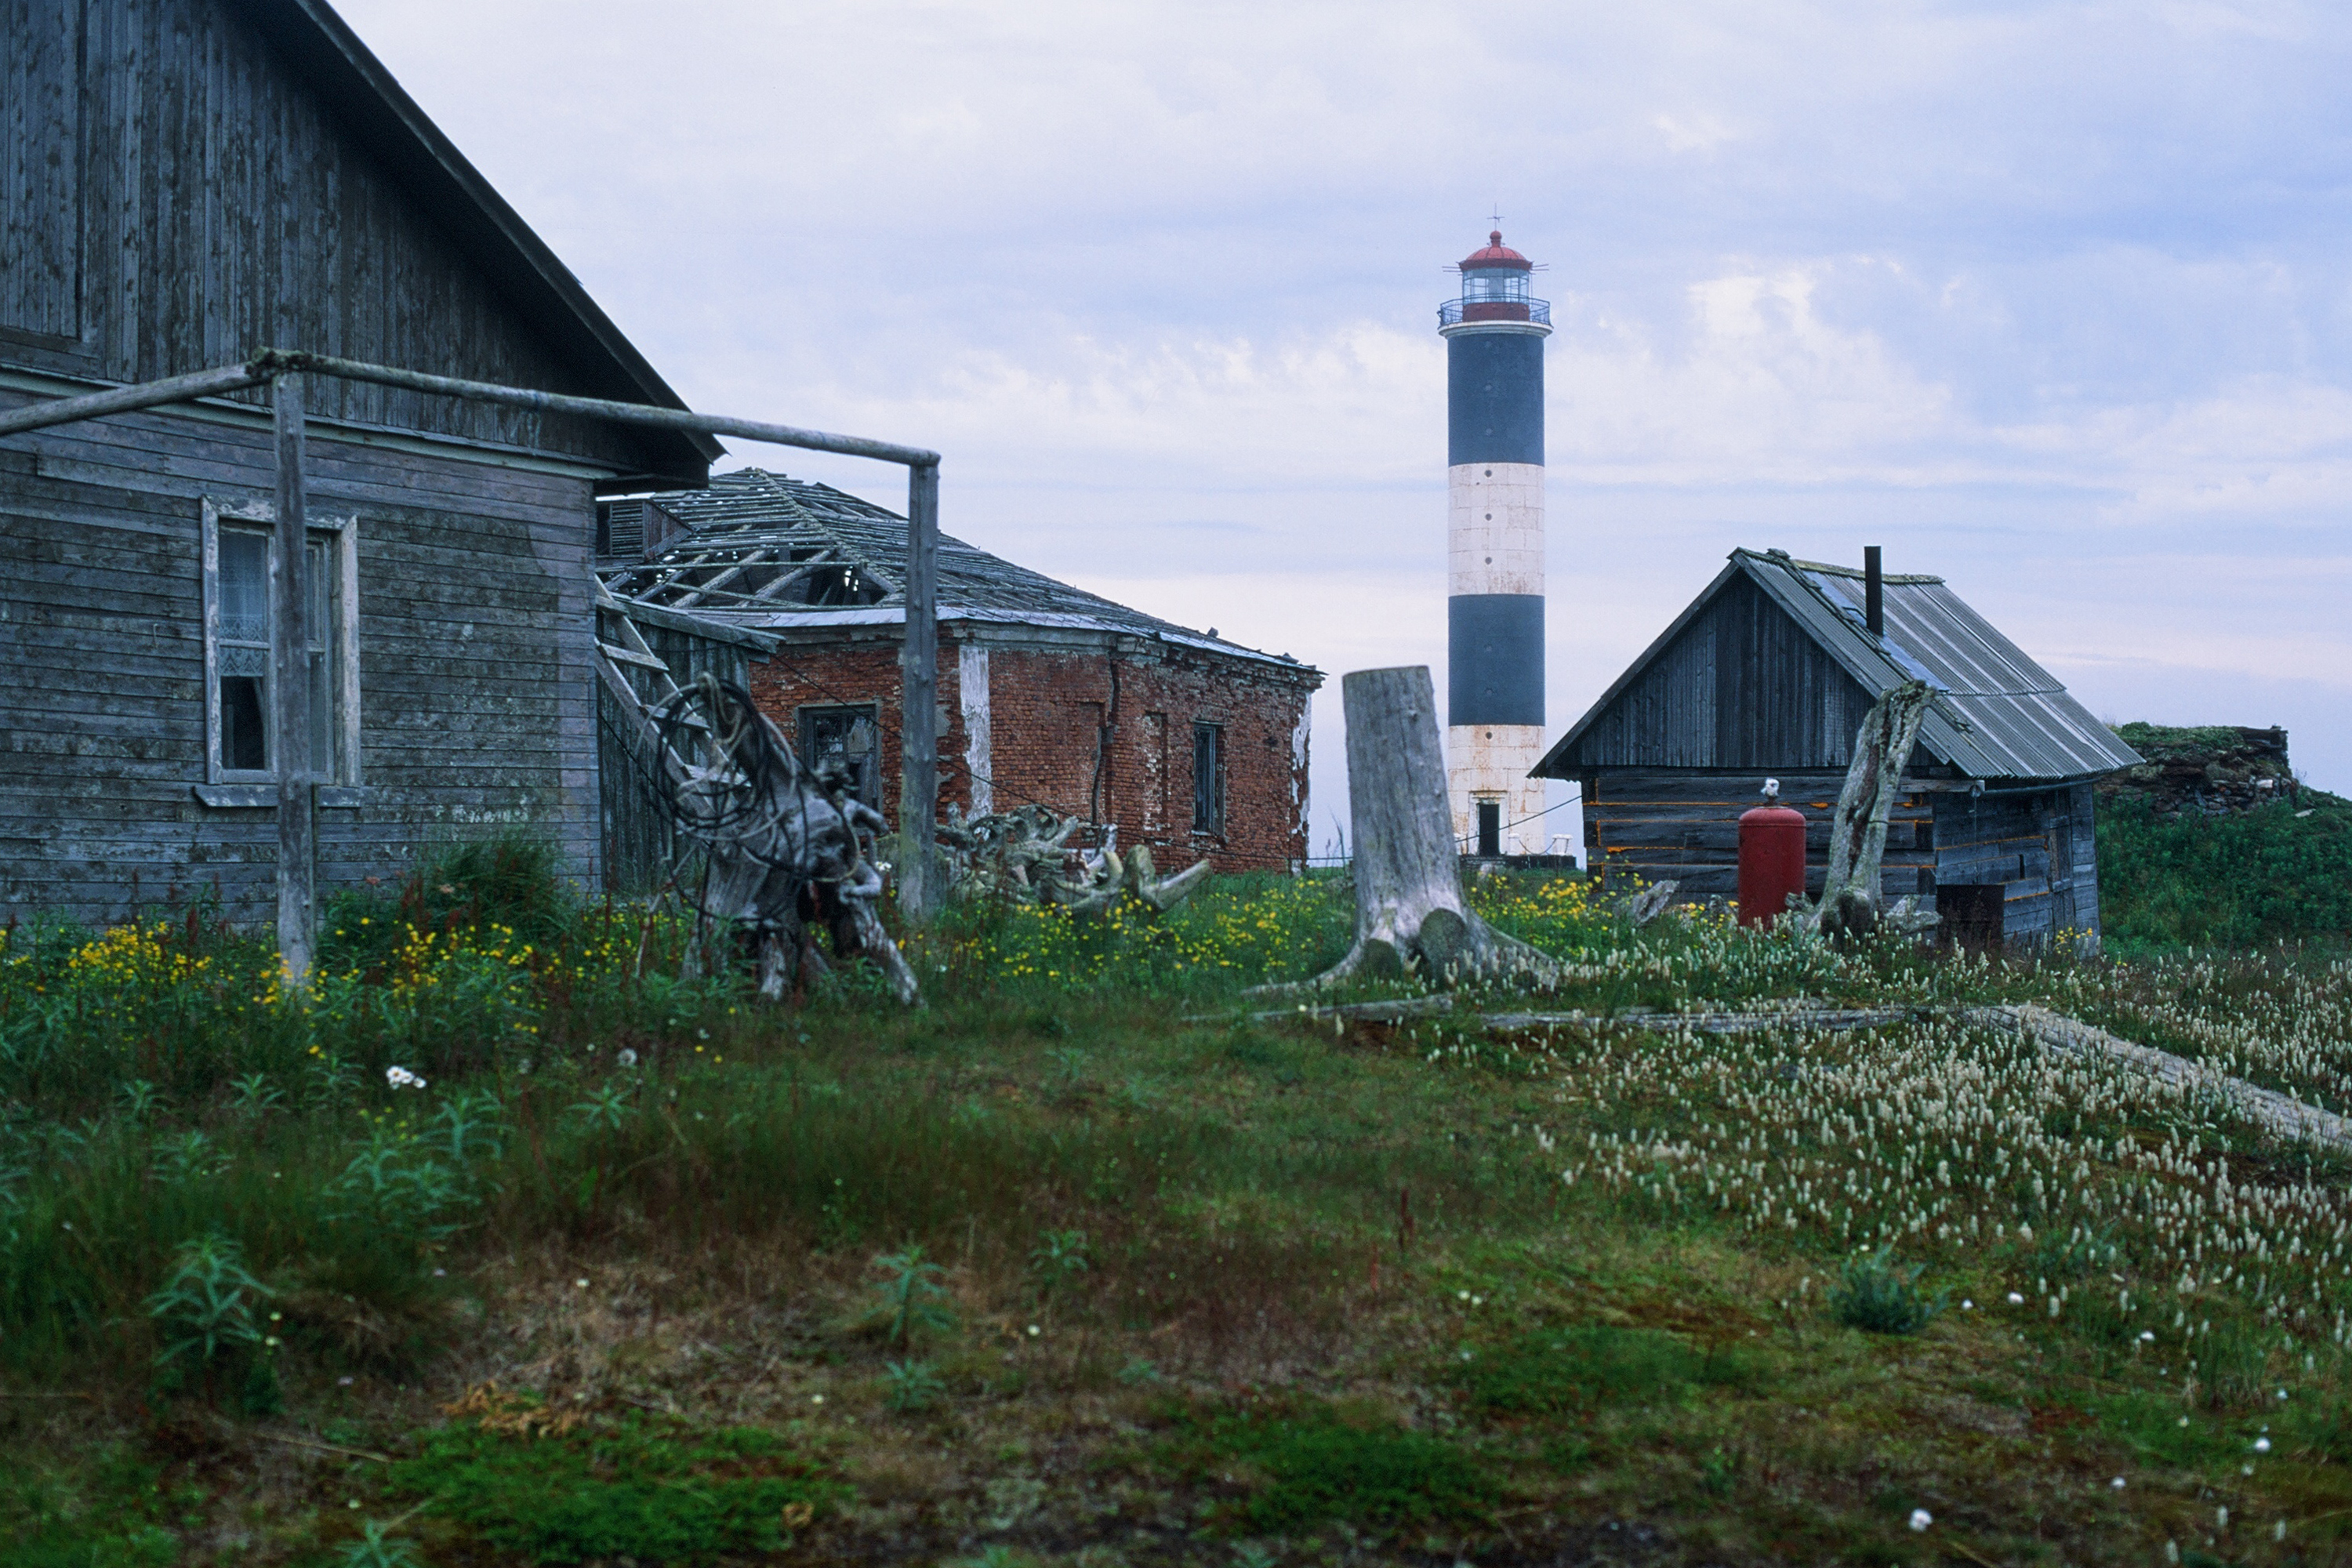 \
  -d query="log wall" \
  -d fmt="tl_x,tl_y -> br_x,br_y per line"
1582,768 -> 2102,944
1581,769 -> 1935,903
